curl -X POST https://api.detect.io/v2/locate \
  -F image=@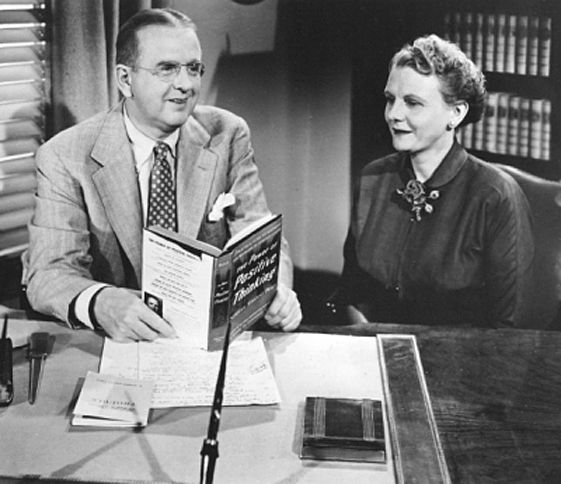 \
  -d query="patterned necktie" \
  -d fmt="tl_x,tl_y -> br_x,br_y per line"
147,141 -> 177,231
